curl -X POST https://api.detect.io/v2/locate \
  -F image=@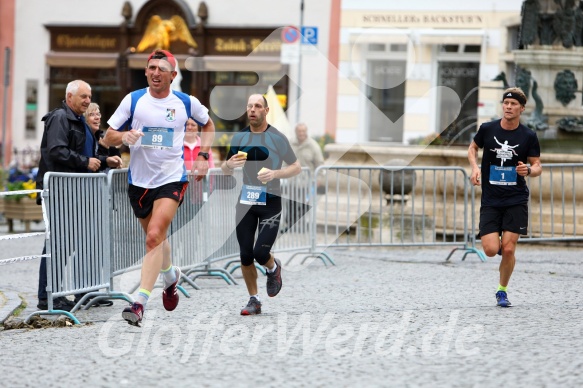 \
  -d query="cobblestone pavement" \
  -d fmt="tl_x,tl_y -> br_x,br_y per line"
1,228 -> 582,387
